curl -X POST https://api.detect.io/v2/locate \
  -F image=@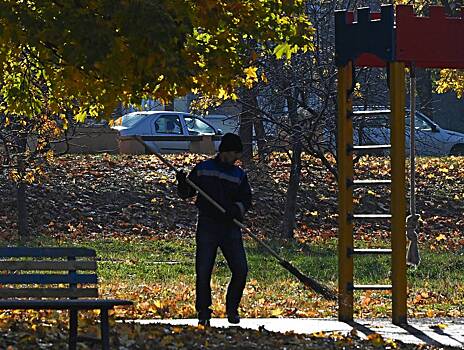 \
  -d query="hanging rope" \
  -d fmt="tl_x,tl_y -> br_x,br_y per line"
406,64 -> 421,266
